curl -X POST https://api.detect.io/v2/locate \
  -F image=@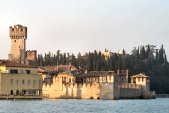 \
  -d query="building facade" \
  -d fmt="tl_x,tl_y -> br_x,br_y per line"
0,60 -> 42,99
42,70 -> 151,100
